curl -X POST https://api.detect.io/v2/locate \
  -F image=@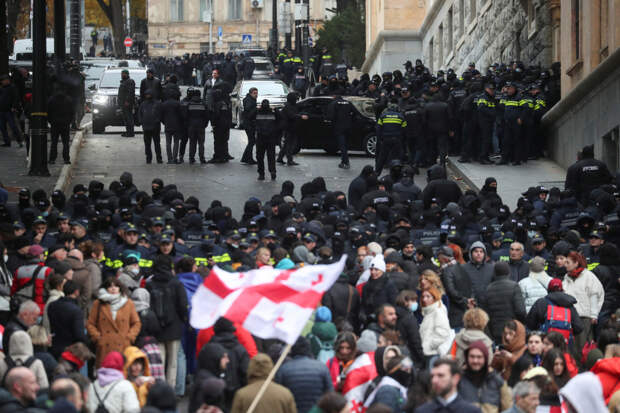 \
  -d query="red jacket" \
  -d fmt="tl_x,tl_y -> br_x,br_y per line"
591,357 -> 620,403
196,322 -> 258,359
11,262 -> 53,313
